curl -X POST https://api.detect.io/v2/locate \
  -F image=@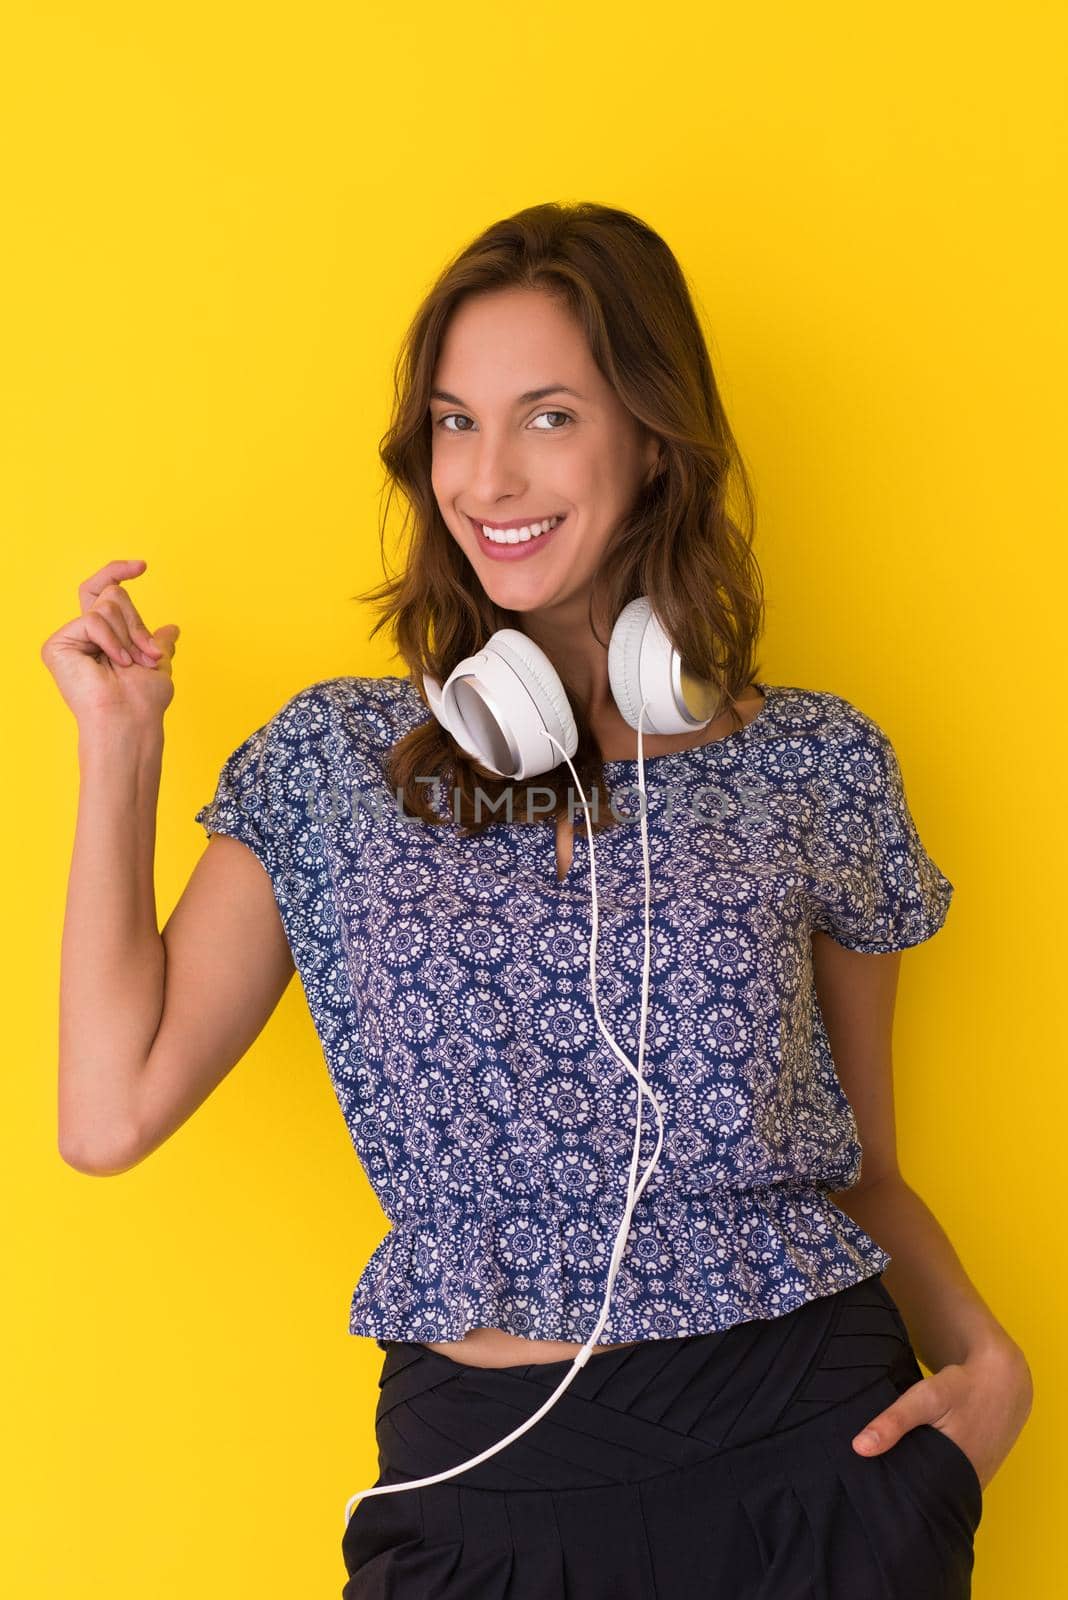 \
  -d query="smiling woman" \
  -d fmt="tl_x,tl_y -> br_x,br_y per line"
306,200 -> 1029,1595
